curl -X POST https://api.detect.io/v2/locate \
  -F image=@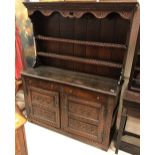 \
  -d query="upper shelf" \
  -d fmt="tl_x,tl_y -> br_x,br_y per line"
35,35 -> 127,50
